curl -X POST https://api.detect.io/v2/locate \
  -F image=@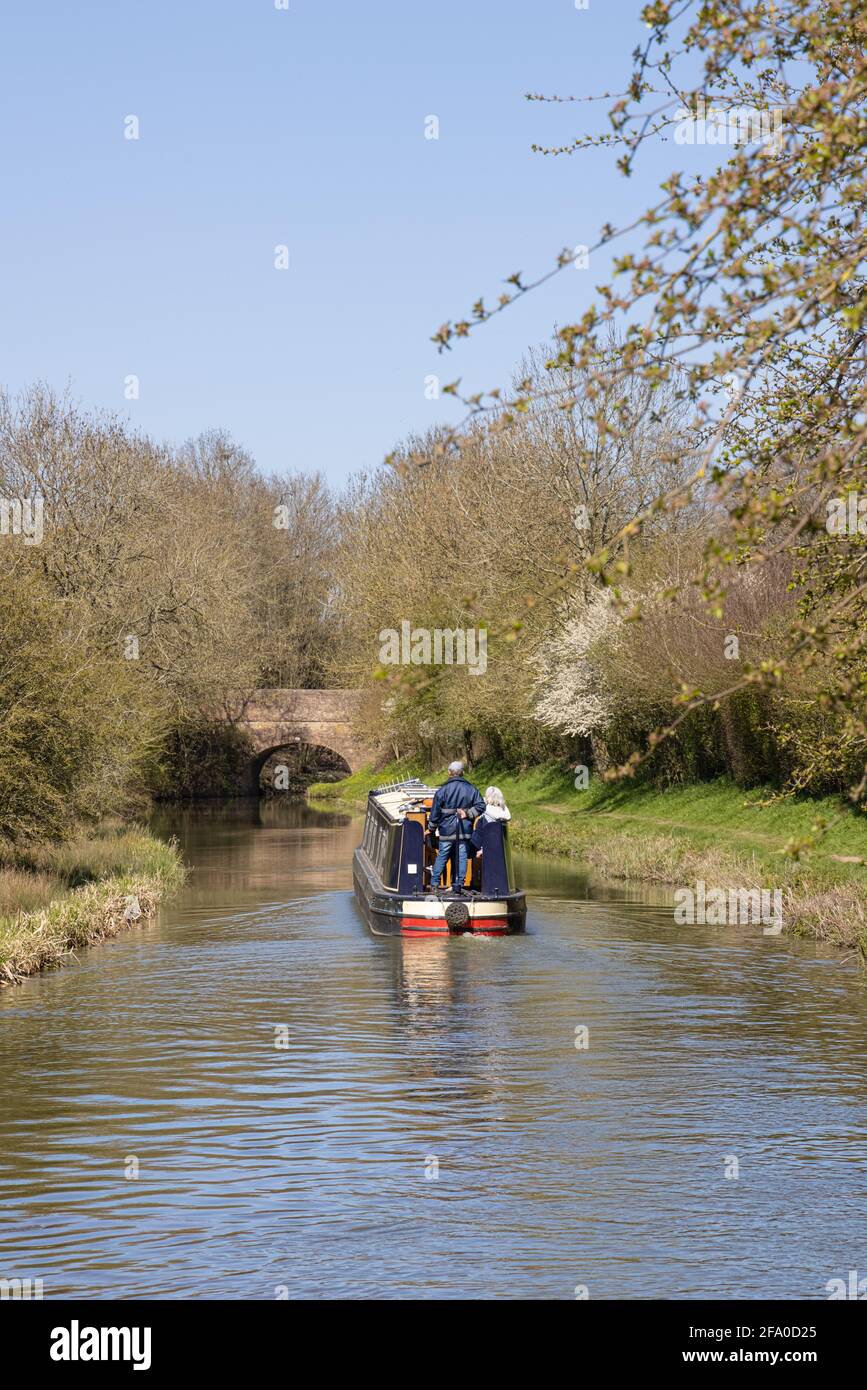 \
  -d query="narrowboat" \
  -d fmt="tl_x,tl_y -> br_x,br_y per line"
352,778 -> 527,937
